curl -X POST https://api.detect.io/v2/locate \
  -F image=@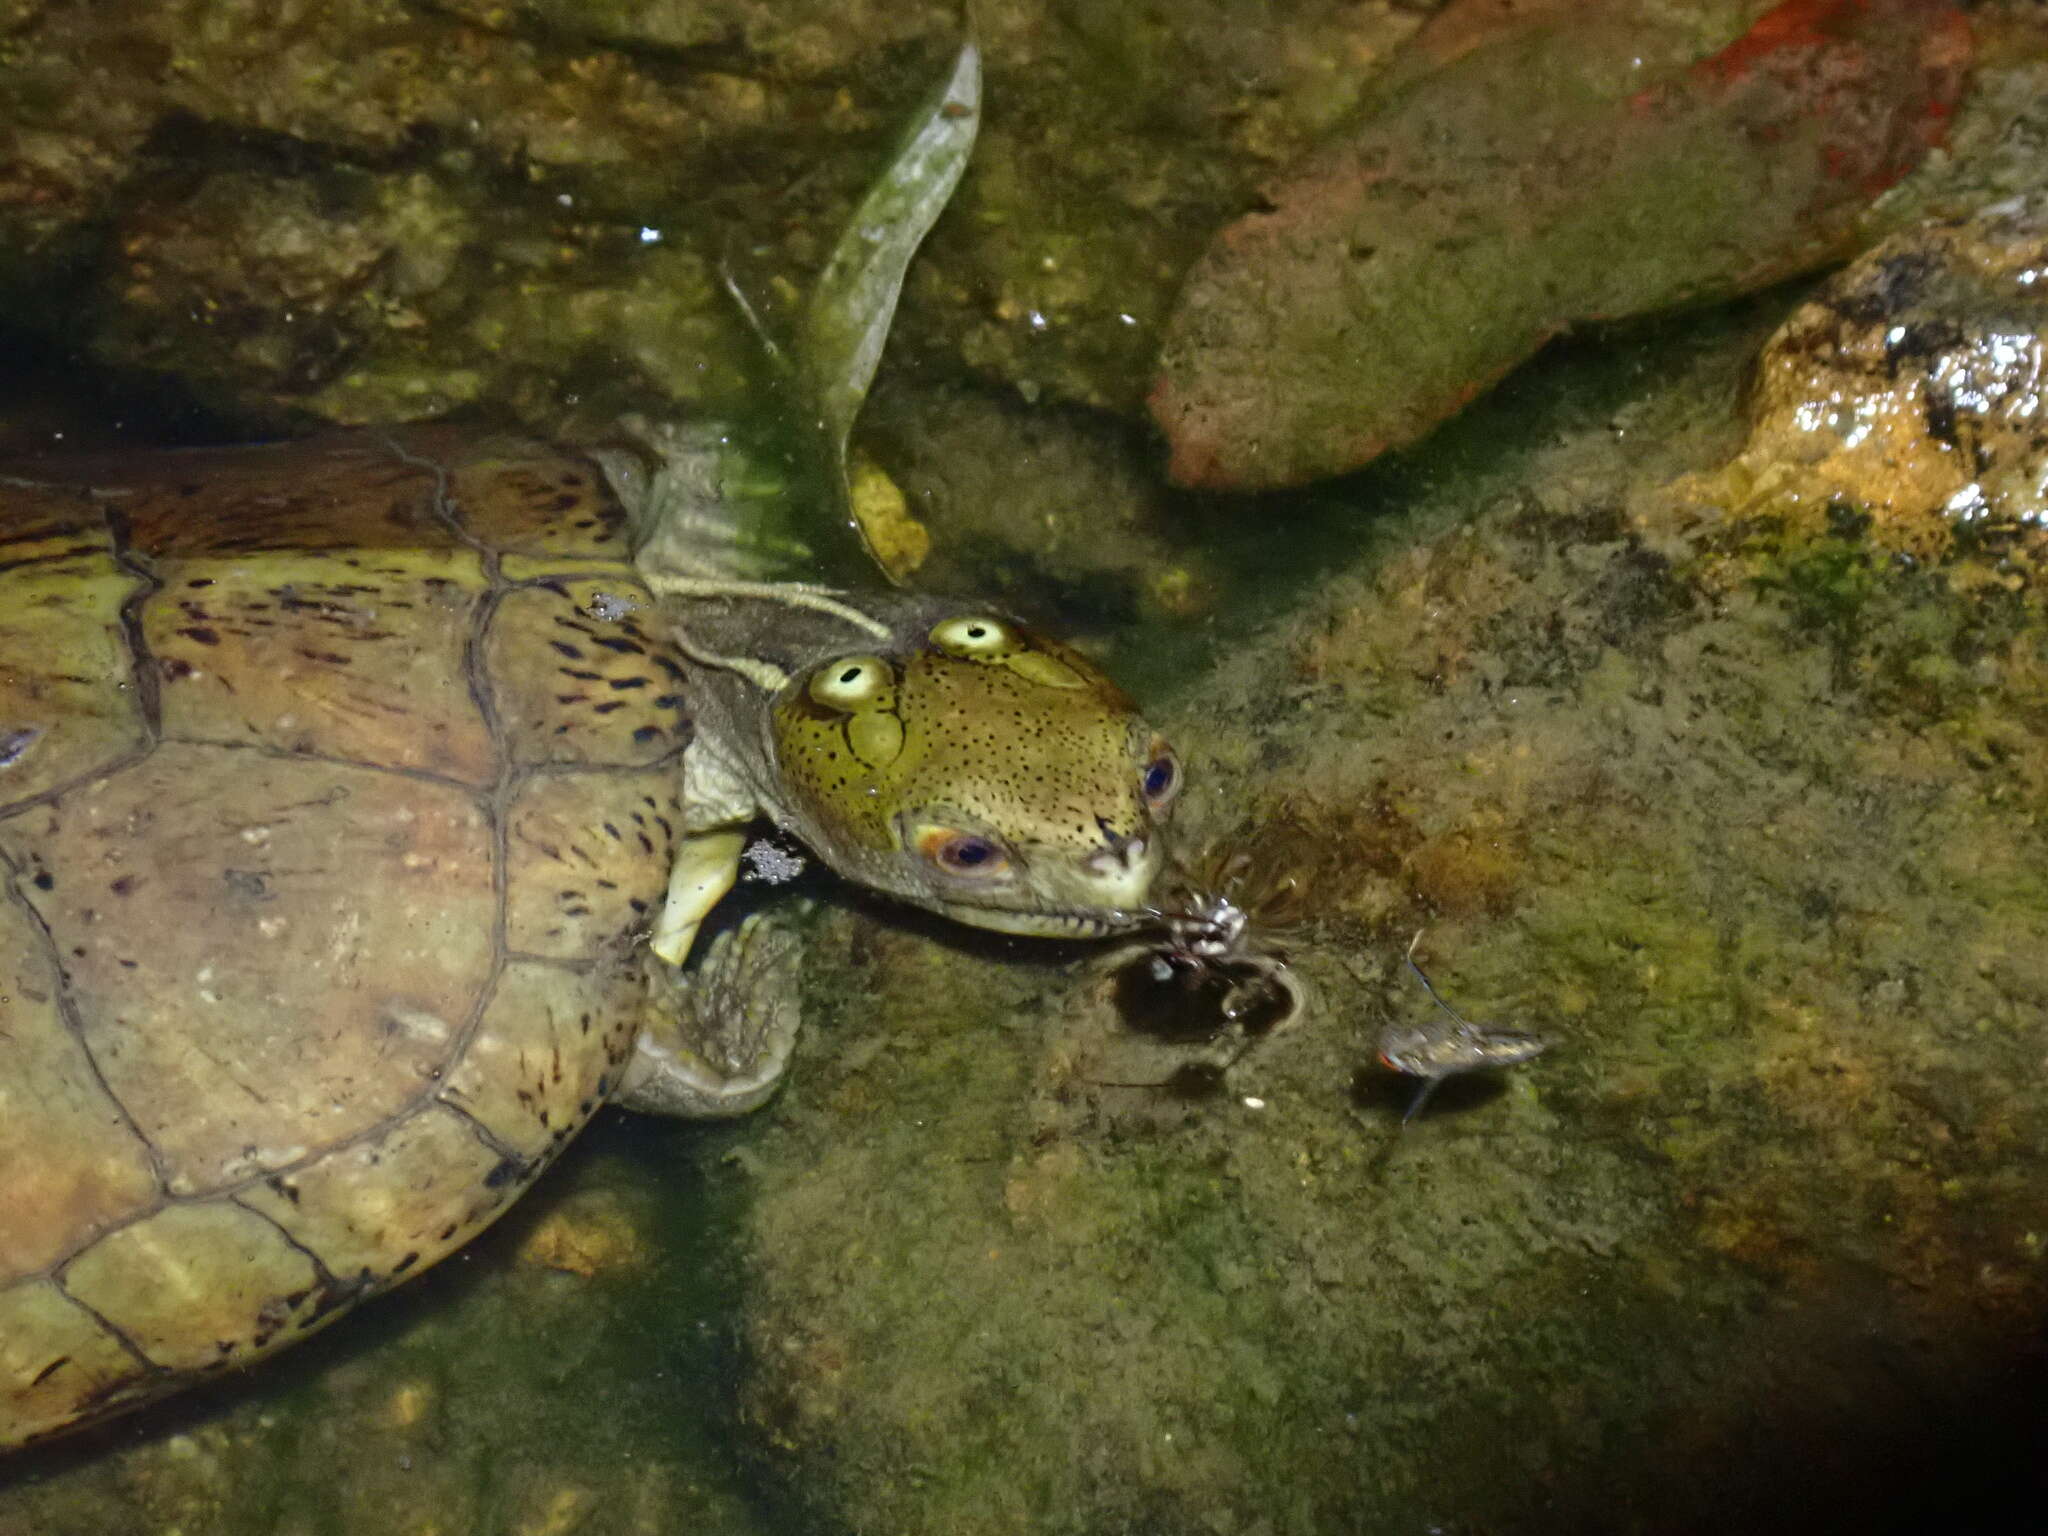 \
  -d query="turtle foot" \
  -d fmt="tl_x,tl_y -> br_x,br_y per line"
617,907 -> 807,1118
